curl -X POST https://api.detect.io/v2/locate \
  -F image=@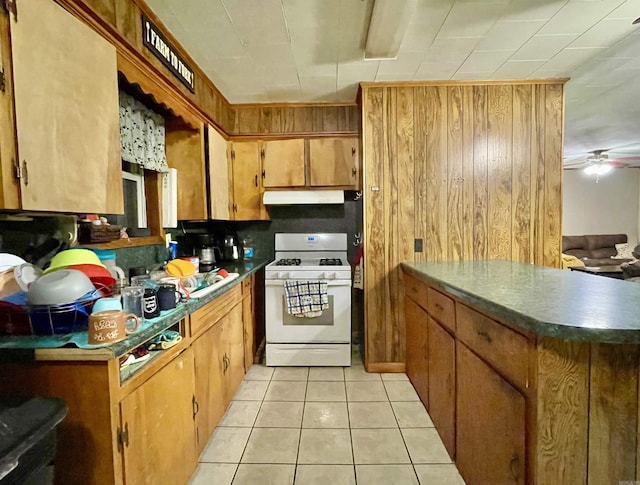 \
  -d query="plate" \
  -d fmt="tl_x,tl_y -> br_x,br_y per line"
0,253 -> 26,273
14,263 -> 43,292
